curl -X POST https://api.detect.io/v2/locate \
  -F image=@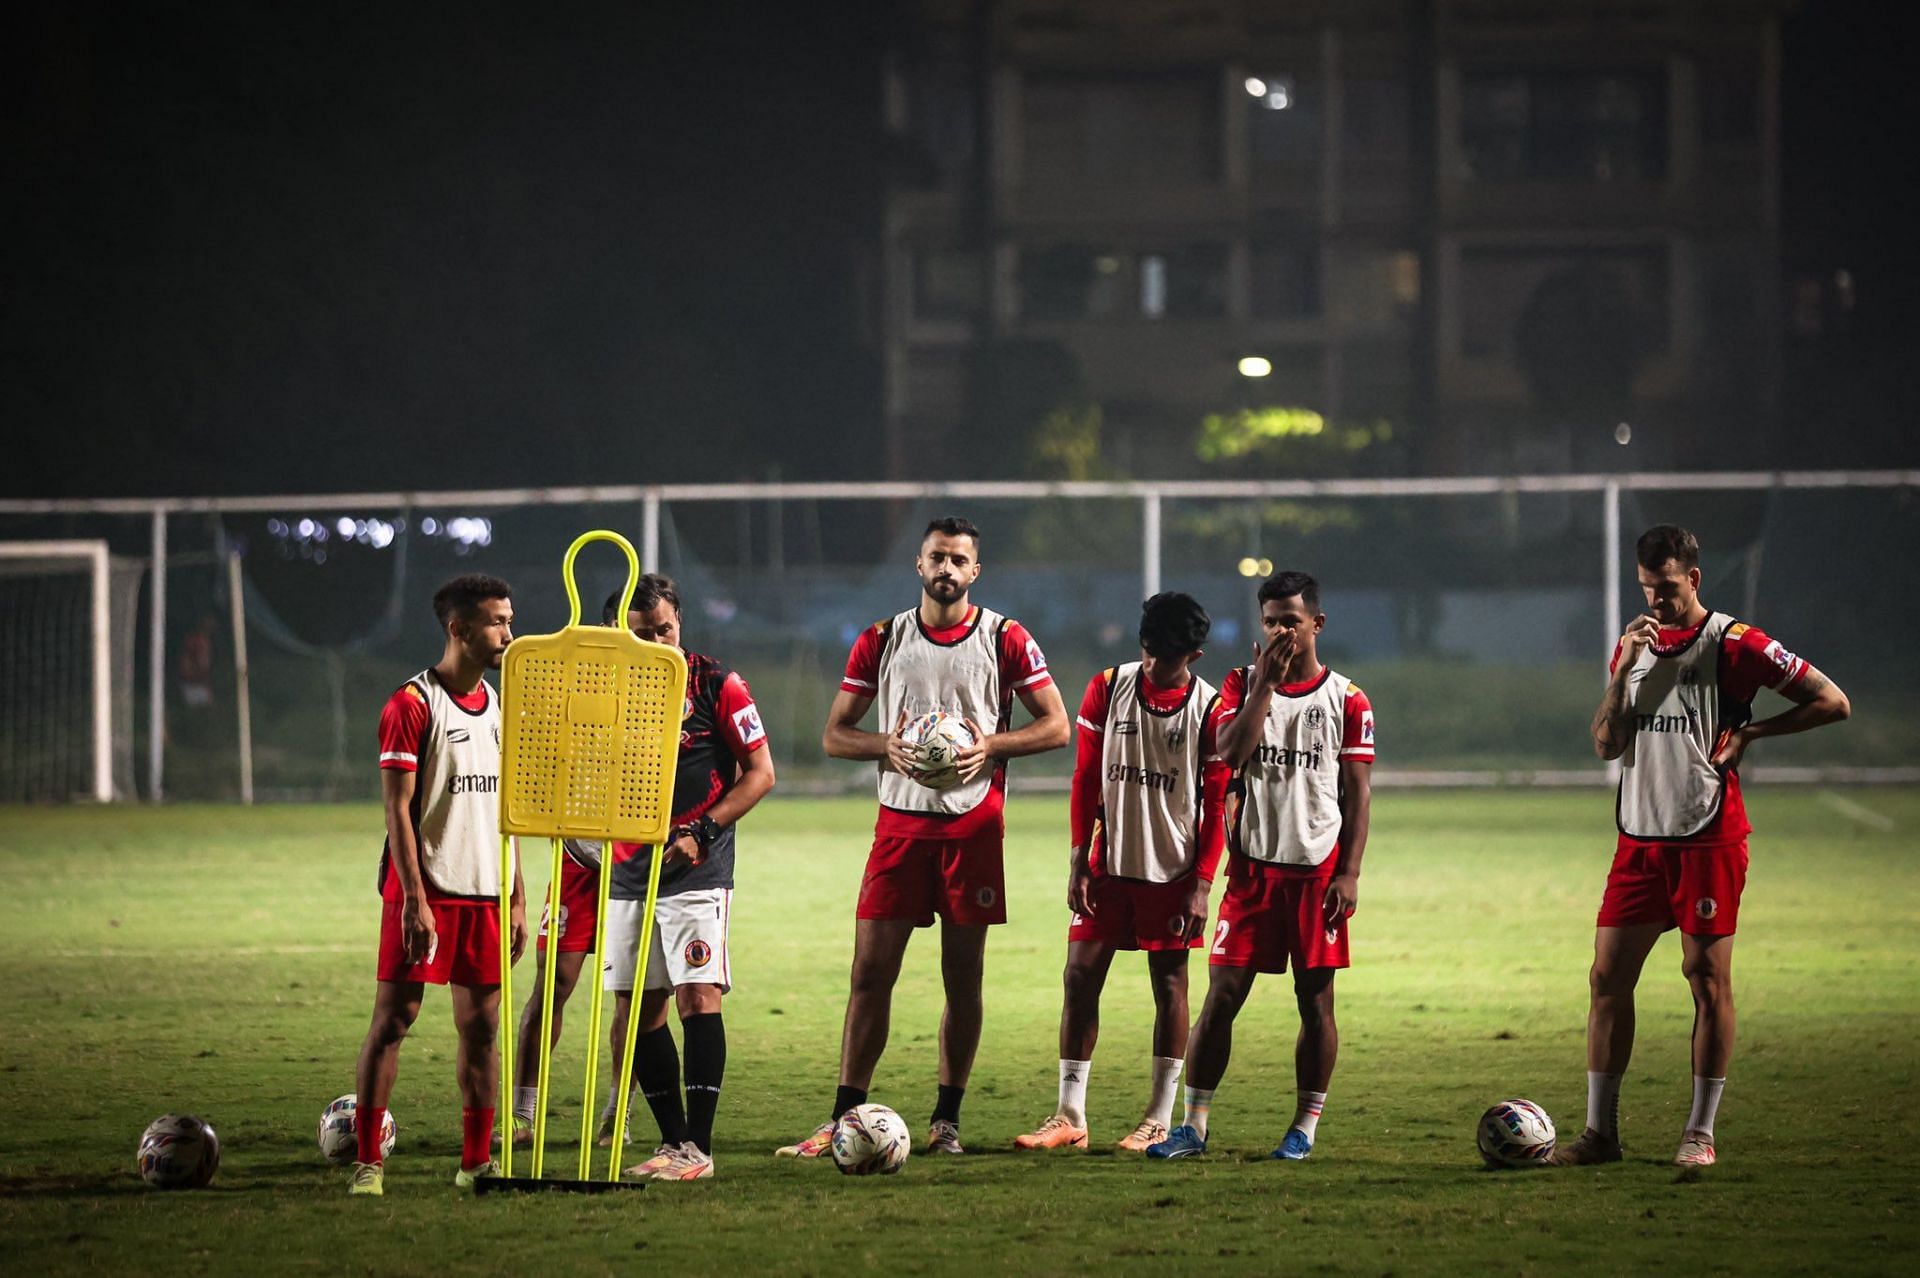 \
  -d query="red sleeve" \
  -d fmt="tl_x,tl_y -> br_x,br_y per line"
1069,672 -> 1112,849
839,623 -> 887,698
715,672 -> 768,759
1216,666 -> 1247,720
1607,639 -> 1623,677
1722,623 -> 1807,702
999,619 -> 1055,696
377,684 -> 430,772
1194,758 -> 1230,882
1341,684 -> 1375,761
